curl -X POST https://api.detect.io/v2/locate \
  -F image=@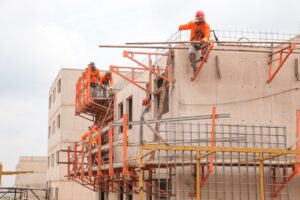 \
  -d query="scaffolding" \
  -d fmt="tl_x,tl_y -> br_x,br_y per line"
67,107 -> 300,200
75,65 -> 115,127
67,30 -> 300,199
0,187 -> 47,200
